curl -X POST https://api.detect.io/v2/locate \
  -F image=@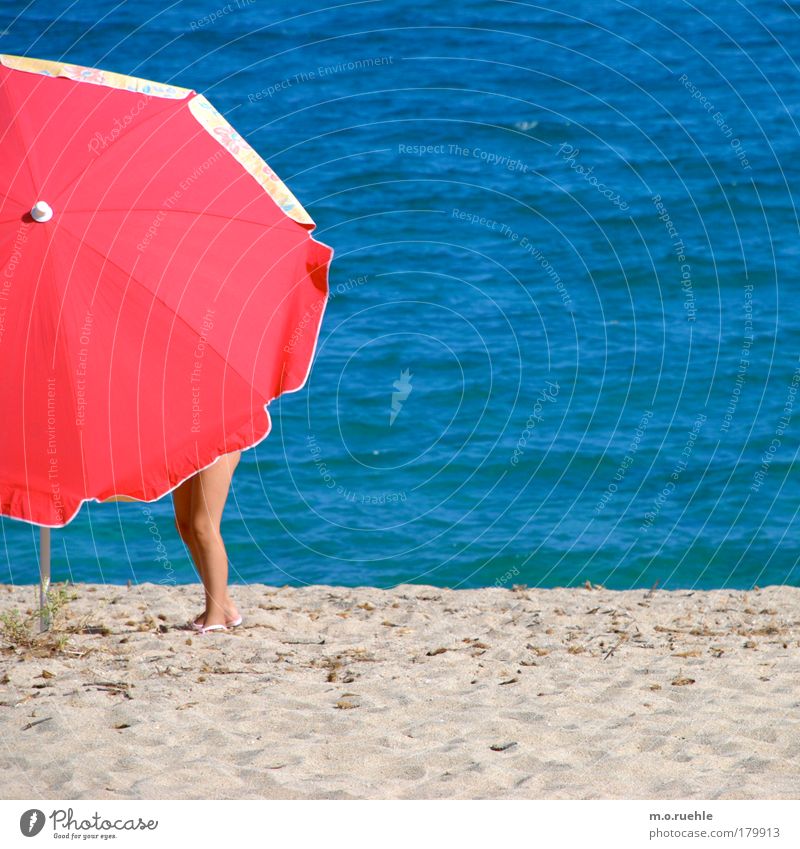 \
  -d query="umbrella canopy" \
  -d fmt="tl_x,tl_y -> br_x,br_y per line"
0,54 -> 332,528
